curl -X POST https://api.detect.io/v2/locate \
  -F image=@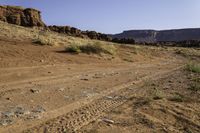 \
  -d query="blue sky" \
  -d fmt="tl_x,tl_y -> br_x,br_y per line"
1,0 -> 200,34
